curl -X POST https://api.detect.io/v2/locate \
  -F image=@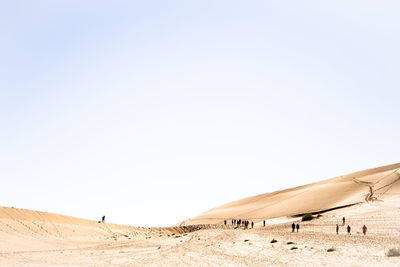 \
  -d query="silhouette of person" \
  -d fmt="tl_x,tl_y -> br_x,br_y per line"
342,217 -> 345,226
296,224 -> 299,232
224,219 -> 227,225
362,225 -> 367,235
102,216 -> 105,223
251,221 -> 254,228
263,220 -> 266,227
291,223 -> 295,232
347,225 -> 351,234
336,224 -> 339,235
